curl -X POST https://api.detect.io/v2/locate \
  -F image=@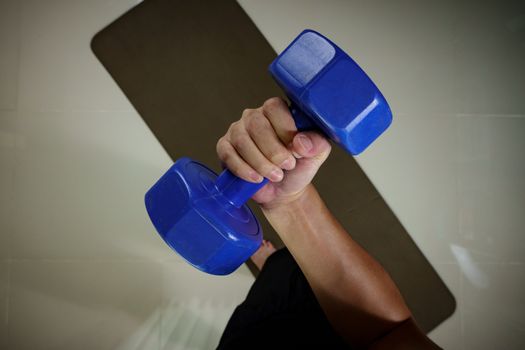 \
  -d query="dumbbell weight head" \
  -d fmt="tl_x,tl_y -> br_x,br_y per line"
145,157 -> 262,275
